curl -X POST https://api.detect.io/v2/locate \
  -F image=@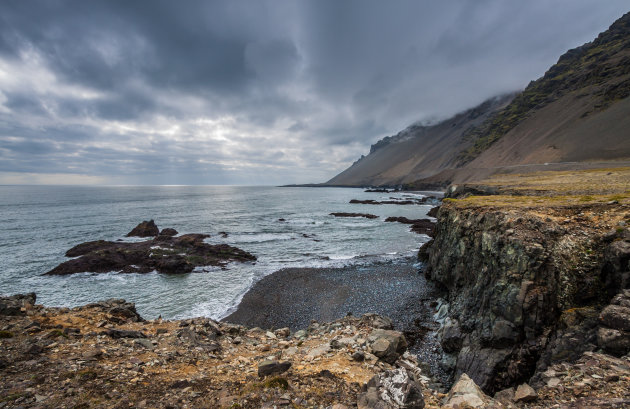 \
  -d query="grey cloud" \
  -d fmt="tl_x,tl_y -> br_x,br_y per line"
0,0 -> 628,184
